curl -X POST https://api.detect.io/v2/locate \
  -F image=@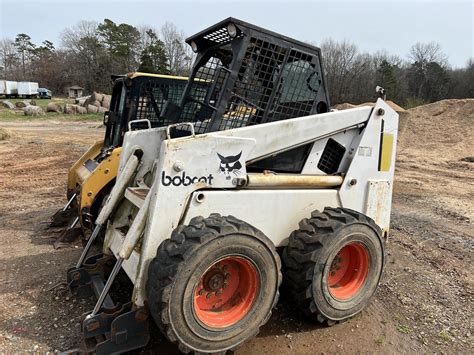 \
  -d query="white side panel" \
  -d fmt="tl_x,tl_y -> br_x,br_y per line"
339,99 -> 398,231
365,180 -> 391,232
183,189 -> 340,247
119,127 -> 167,184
